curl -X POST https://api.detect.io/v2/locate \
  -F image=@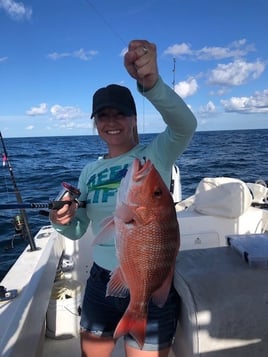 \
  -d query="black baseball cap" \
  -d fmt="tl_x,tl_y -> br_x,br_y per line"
91,84 -> 137,118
